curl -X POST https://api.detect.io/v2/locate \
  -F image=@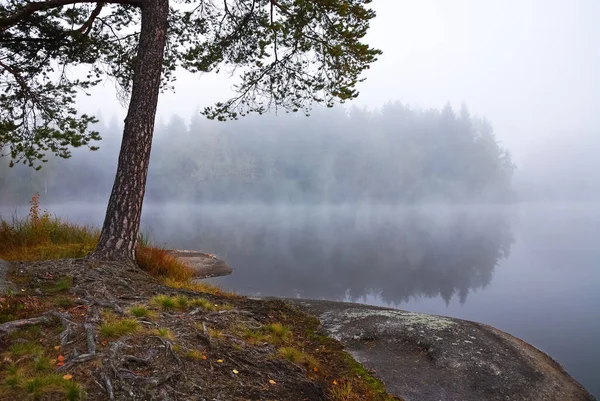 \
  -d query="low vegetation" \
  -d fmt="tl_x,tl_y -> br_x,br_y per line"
0,194 -> 216,293
0,197 -> 398,400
